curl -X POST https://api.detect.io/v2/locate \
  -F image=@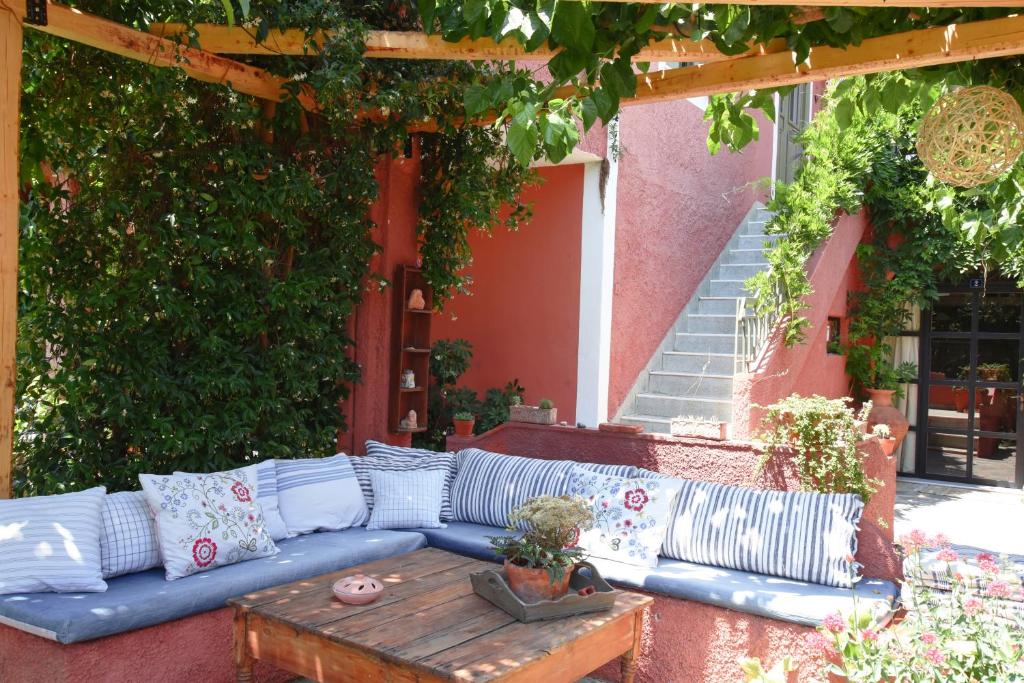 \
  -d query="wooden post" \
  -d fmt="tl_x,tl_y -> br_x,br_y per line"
0,4 -> 23,498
